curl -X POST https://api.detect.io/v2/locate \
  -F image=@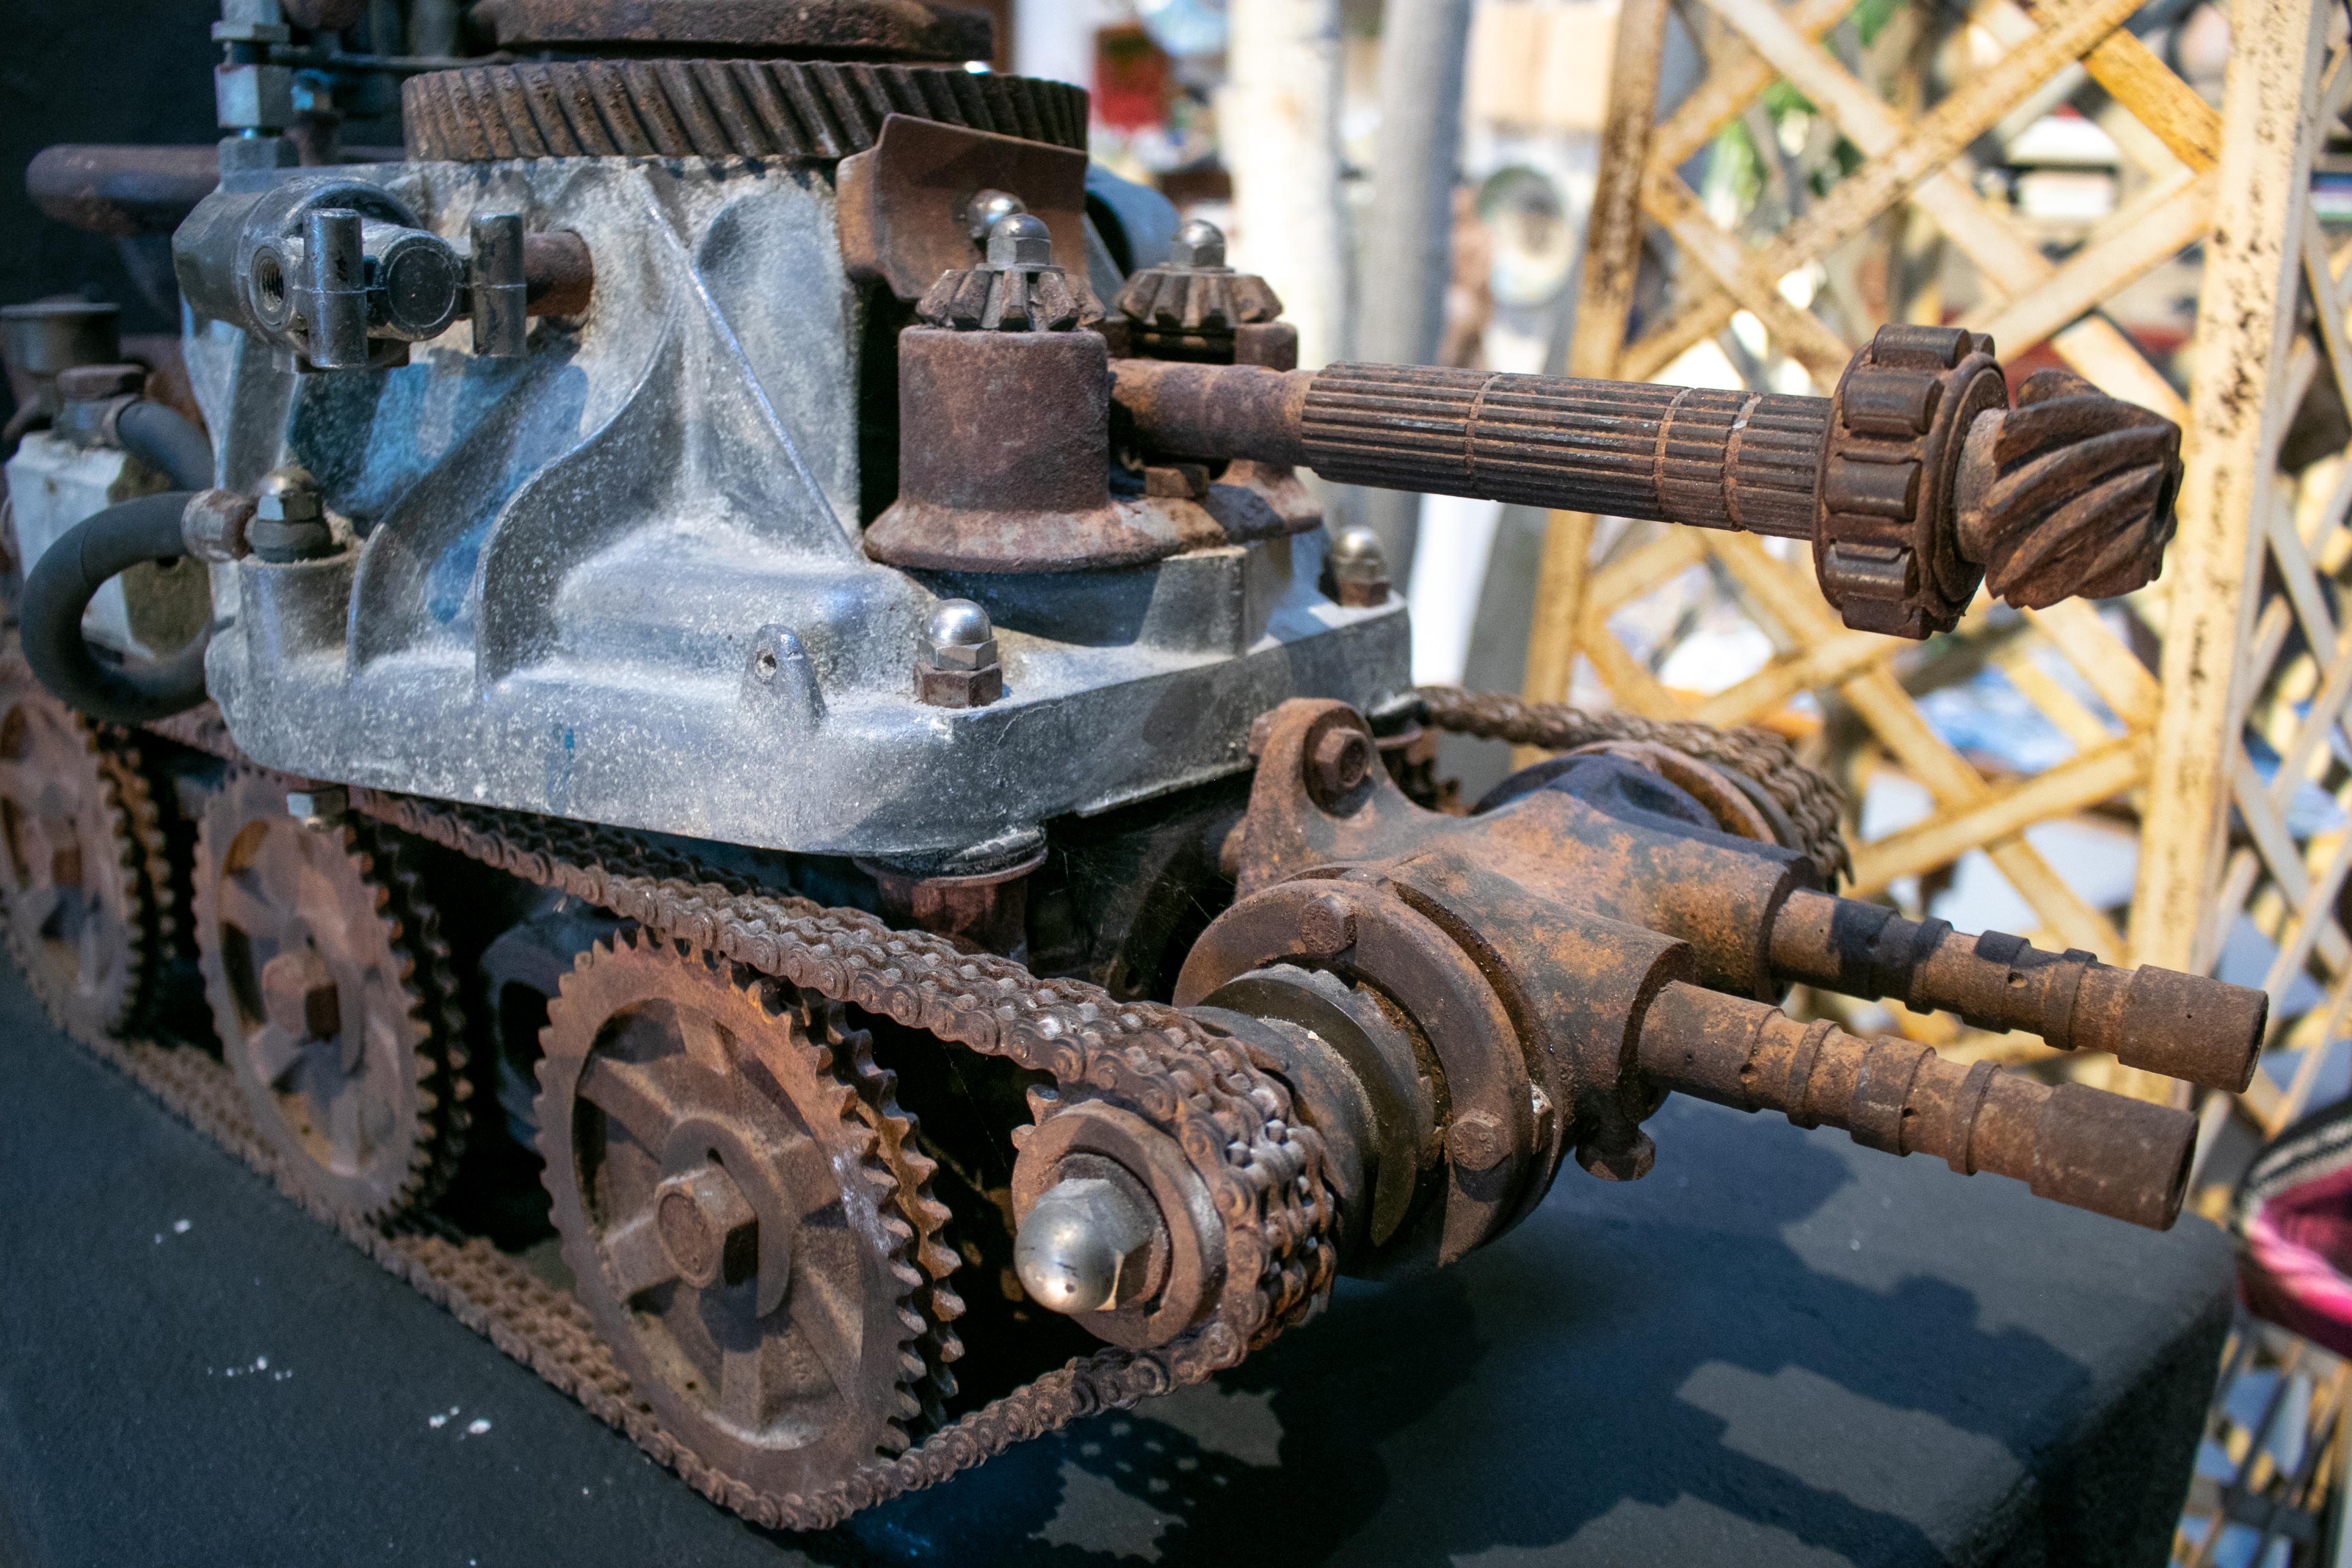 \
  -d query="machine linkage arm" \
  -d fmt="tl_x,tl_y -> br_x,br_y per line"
1112,324 -> 2183,639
